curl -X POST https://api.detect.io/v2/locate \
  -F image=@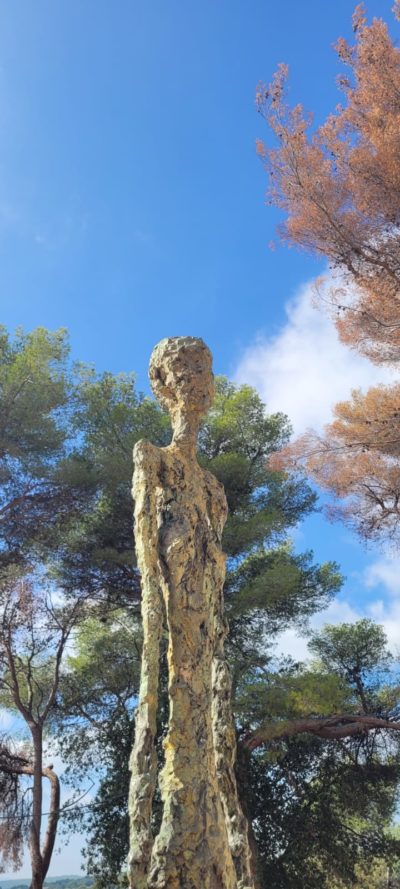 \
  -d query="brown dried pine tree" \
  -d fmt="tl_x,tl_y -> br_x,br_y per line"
257,3 -> 400,543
